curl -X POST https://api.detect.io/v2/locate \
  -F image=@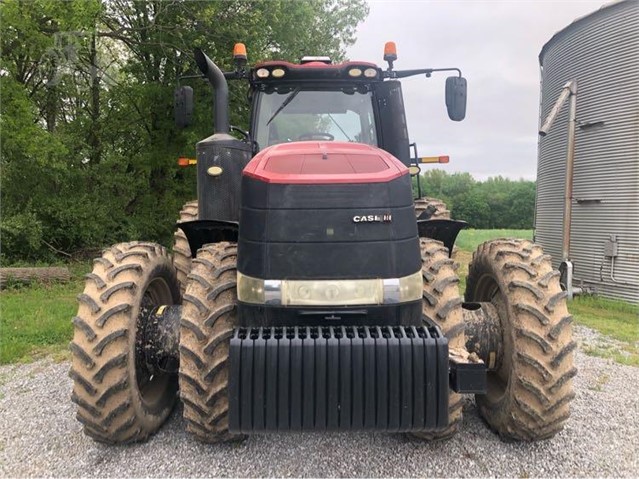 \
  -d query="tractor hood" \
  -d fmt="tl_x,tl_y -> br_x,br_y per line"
243,141 -> 408,184
237,140 -> 420,282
